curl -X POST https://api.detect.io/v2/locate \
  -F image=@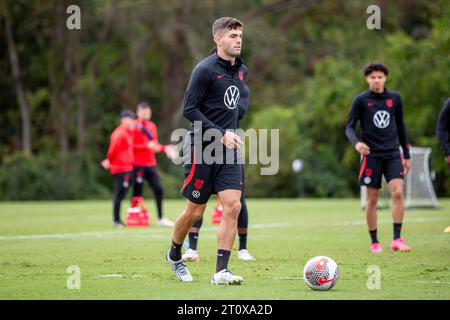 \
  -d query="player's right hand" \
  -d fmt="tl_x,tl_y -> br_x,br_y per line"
355,142 -> 370,155
221,131 -> 243,149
